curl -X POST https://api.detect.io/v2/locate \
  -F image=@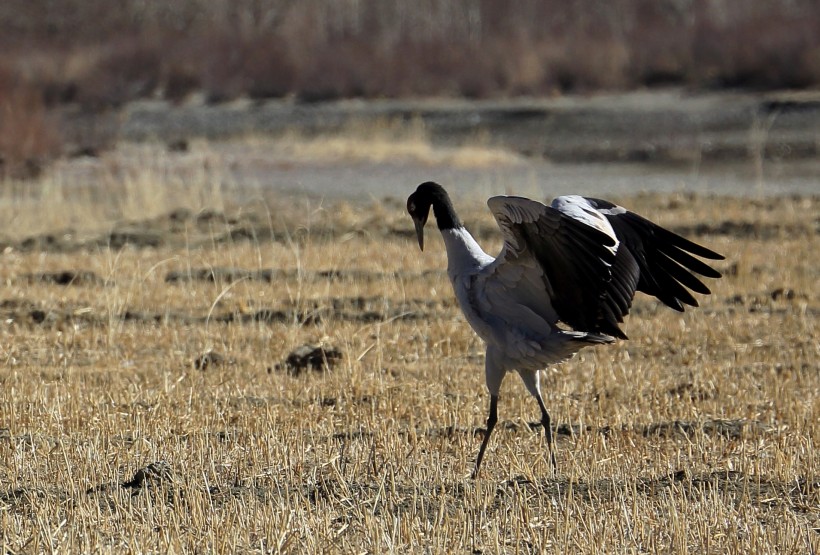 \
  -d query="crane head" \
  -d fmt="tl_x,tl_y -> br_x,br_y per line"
406,189 -> 431,251
407,182 -> 459,252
